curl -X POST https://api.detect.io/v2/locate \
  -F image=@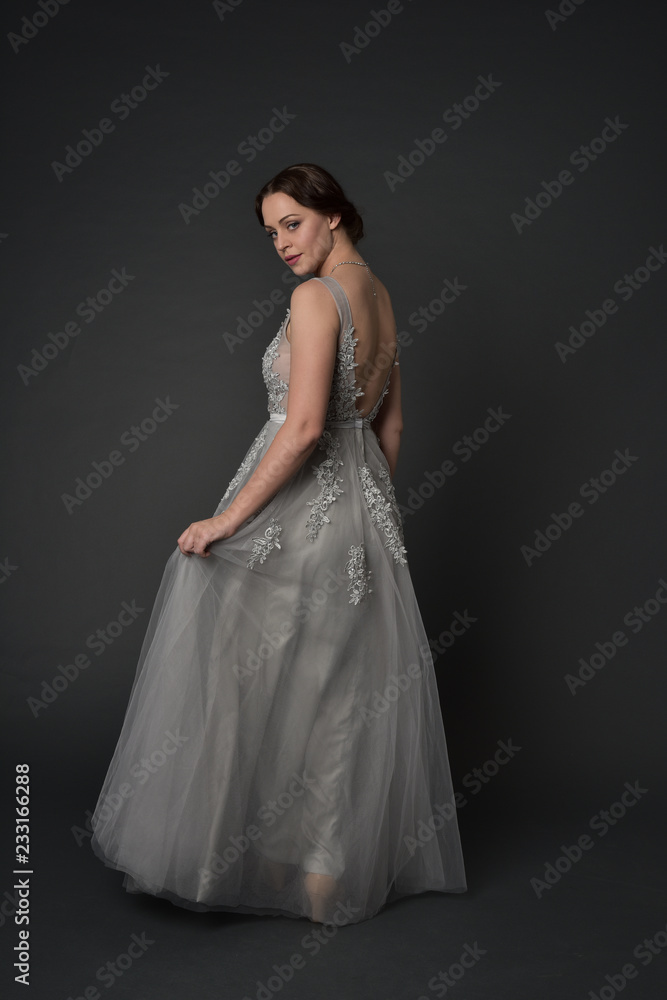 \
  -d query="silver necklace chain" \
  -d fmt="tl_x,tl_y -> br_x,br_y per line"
329,260 -> 376,298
